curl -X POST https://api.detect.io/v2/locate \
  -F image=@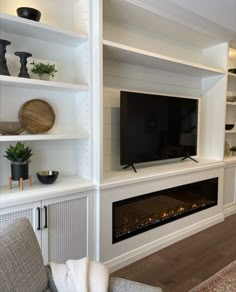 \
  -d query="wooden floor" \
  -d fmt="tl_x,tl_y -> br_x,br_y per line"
111,213 -> 236,292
